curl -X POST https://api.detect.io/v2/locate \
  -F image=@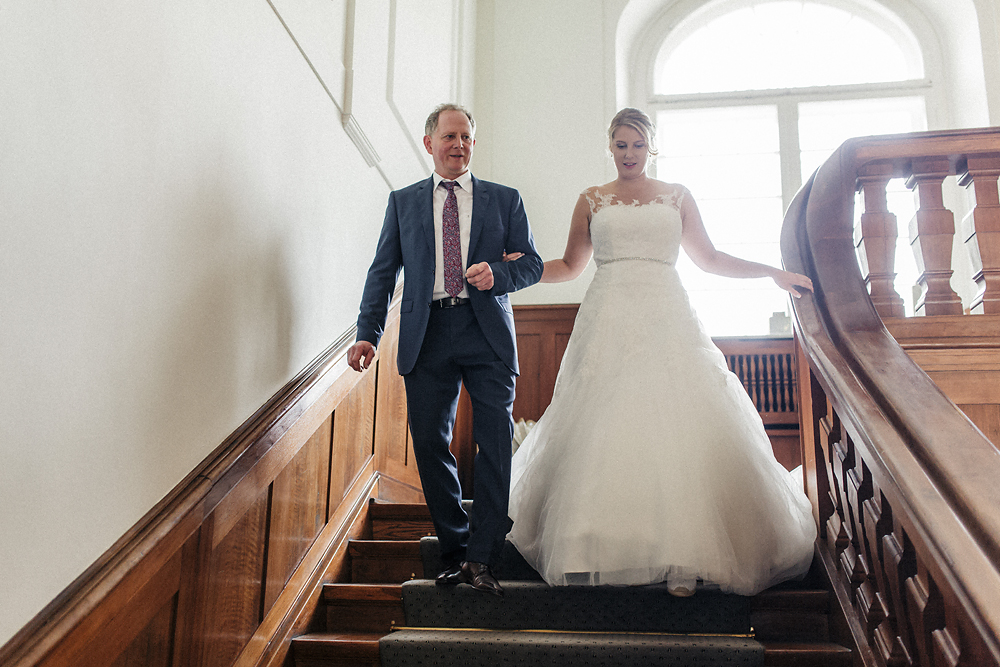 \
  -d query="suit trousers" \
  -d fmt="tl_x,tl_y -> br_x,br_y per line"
403,302 -> 516,567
